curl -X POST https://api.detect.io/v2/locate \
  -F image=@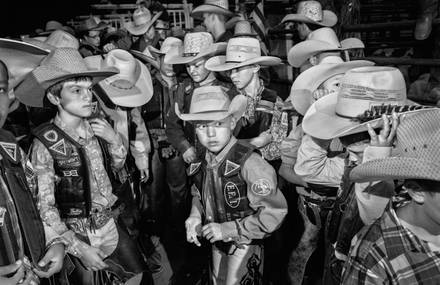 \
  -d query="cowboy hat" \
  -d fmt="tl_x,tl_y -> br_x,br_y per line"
287,59 -> 375,115
302,66 -> 422,140
124,7 -> 162,36
0,38 -> 49,91
232,20 -> 257,37
130,48 -> 160,70
132,37 -> 183,70
205,37 -> 281,72
349,108 -> 440,183
77,16 -> 108,32
23,30 -> 79,52
84,49 -> 153,108
165,32 -> 226,65
288,27 -> 364,67
175,85 -> 247,122
191,0 -> 235,20
281,1 -> 337,27
14,48 -> 117,108
37,20 -> 64,36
